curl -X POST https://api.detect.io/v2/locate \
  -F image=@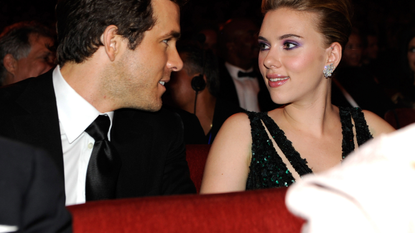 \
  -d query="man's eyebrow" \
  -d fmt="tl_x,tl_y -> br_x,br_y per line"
163,31 -> 181,40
